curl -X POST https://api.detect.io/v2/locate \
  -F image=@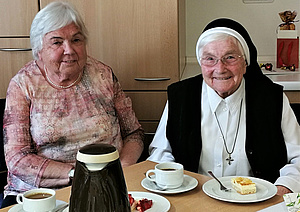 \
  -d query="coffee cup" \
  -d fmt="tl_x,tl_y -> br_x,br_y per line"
16,188 -> 56,212
146,162 -> 184,189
